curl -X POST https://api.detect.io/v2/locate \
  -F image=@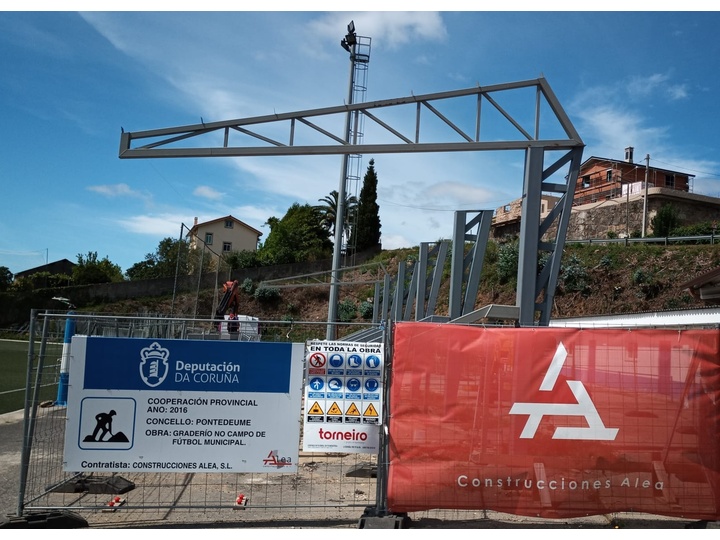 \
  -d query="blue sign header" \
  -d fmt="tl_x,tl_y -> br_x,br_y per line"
82,337 -> 292,393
